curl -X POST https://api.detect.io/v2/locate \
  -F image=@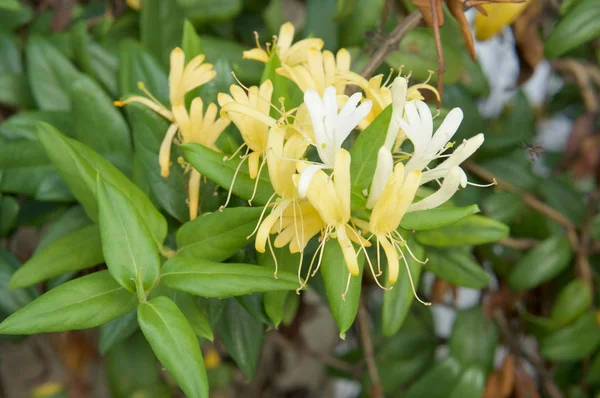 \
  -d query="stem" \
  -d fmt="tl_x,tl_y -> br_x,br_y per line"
358,299 -> 383,398
135,271 -> 147,303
